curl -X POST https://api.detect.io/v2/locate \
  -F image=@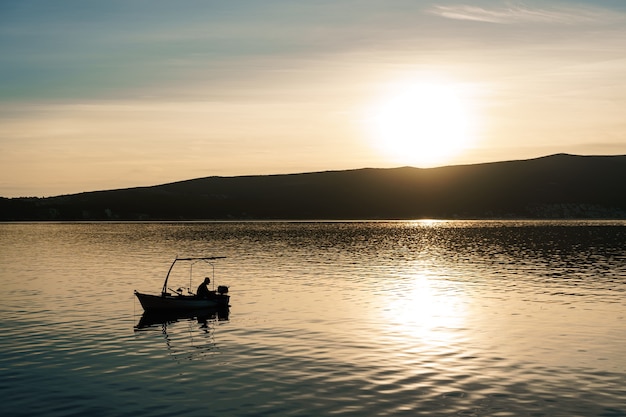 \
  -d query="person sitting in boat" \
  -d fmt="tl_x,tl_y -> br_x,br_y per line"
196,277 -> 213,299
